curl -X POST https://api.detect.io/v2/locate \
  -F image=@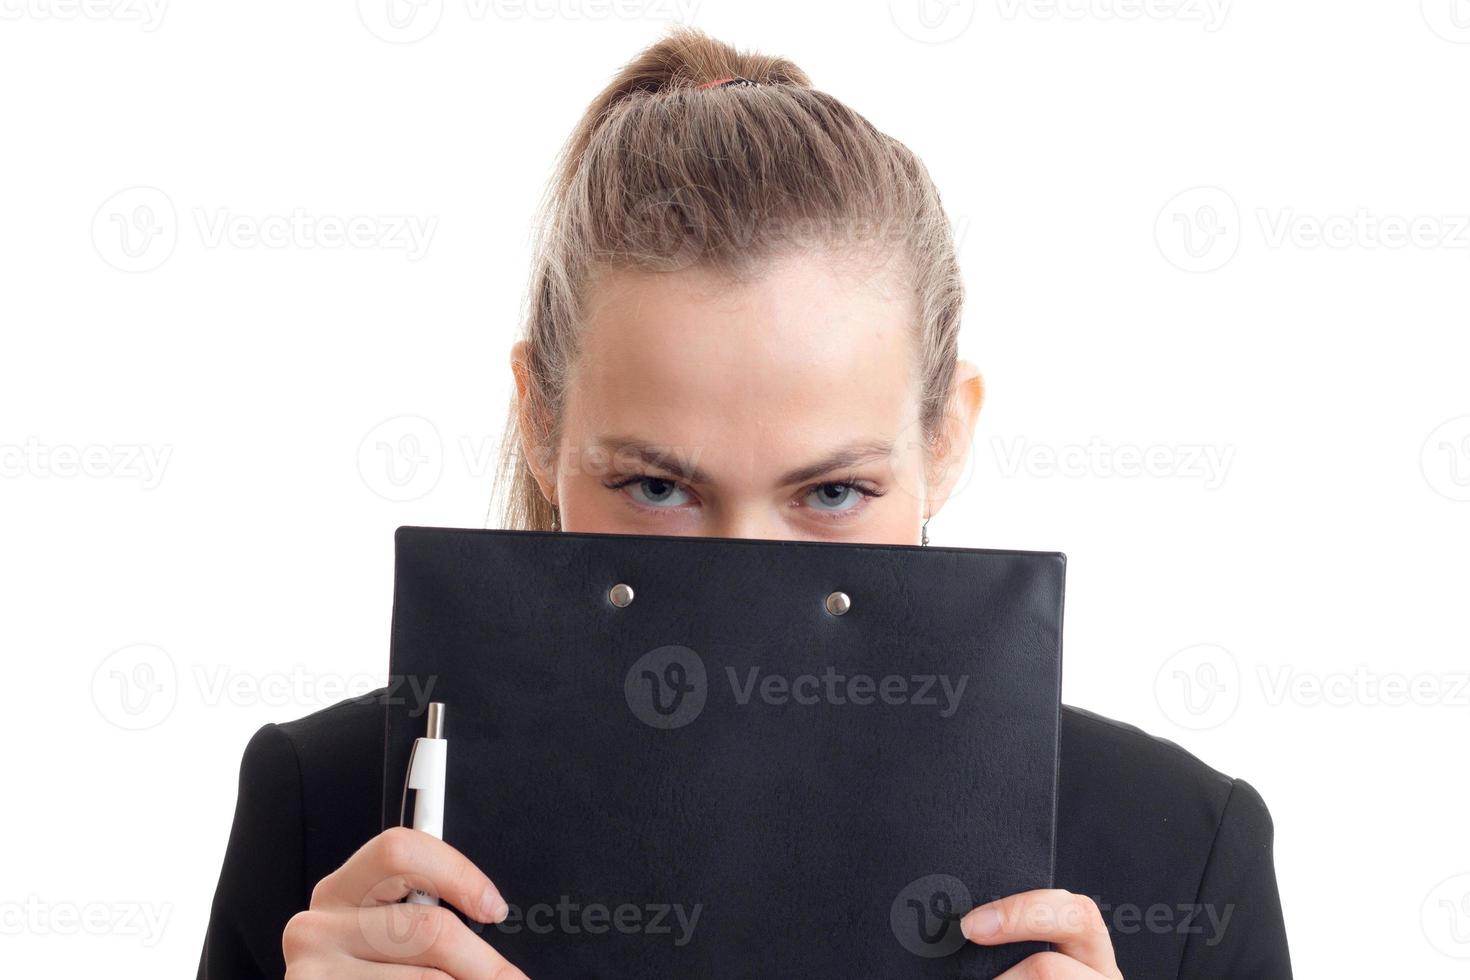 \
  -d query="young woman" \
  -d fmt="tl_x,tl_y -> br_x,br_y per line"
198,29 -> 1291,979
